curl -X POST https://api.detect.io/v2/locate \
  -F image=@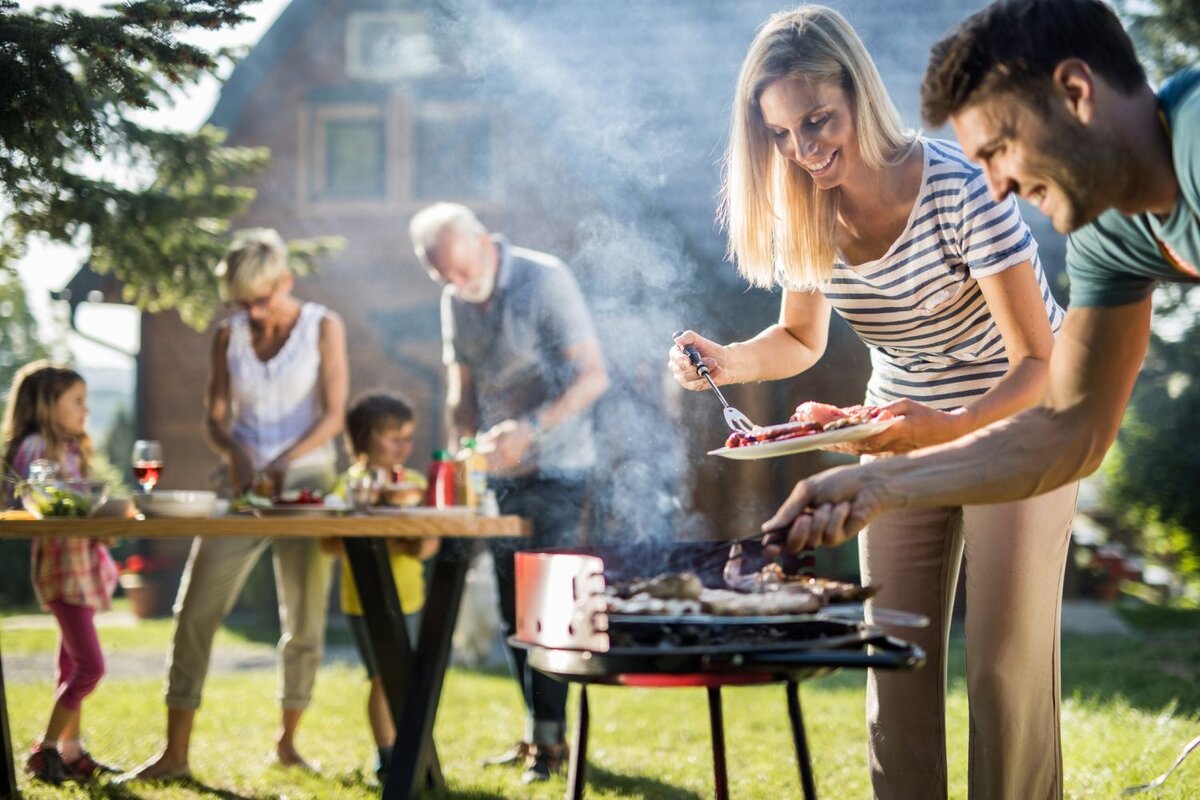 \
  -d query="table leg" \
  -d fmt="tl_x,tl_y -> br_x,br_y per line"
567,684 -> 589,800
343,536 -> 441,796
787,680 -> 818,800
0,634 -> 16,800
386,539 -> 470,800
707,686 -> 729,800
